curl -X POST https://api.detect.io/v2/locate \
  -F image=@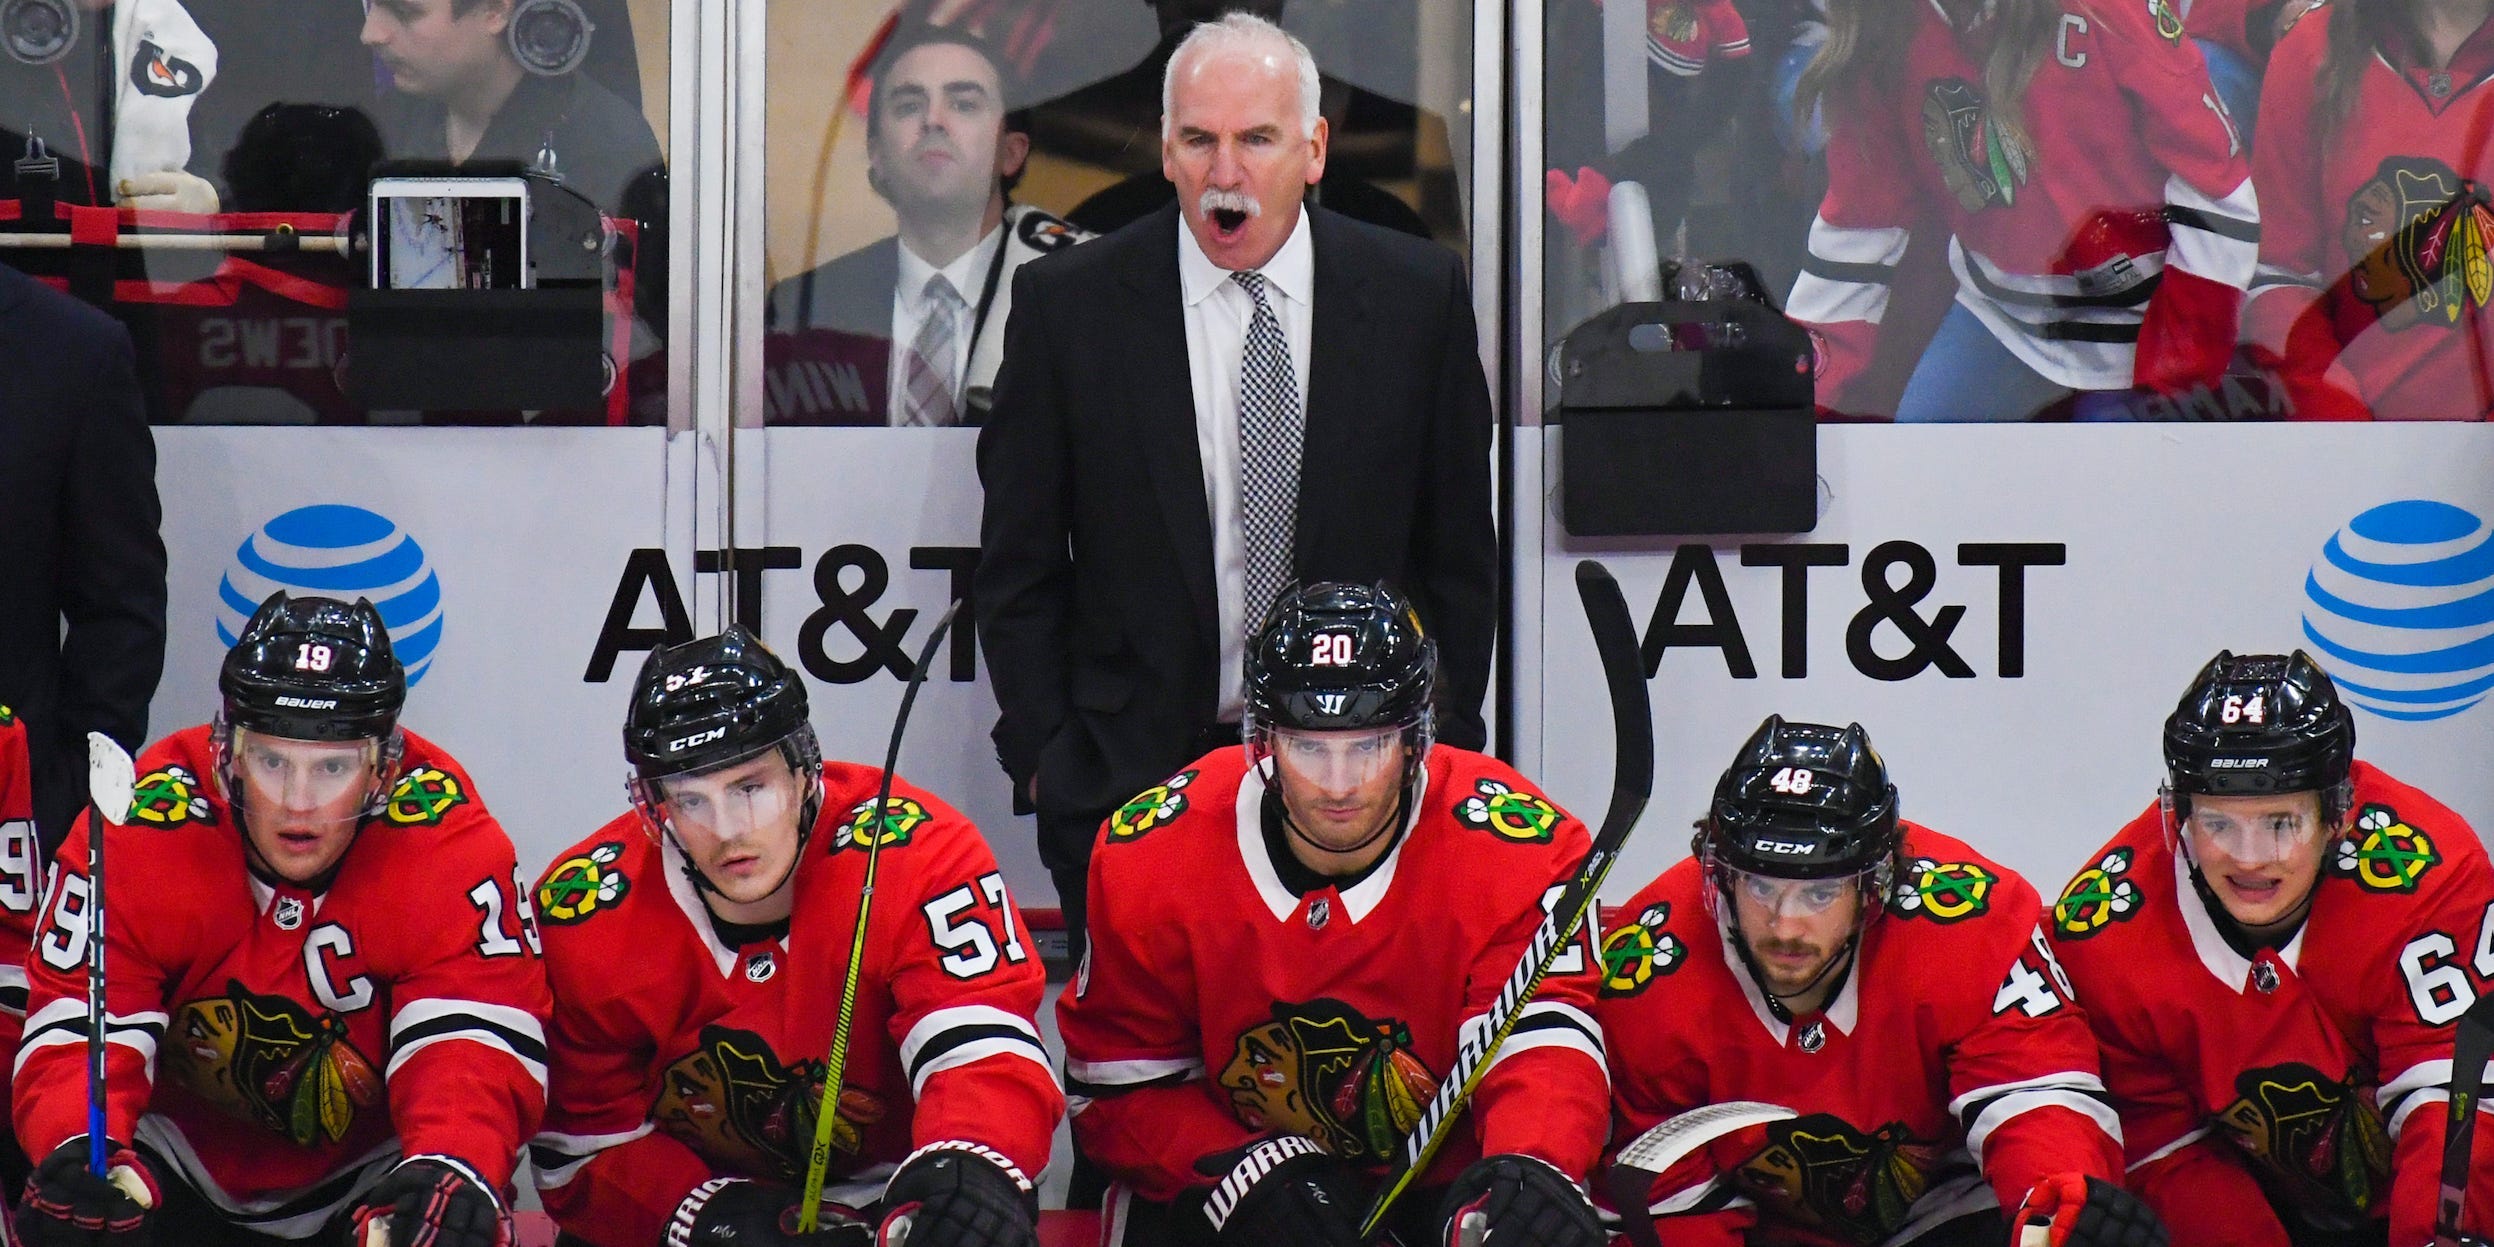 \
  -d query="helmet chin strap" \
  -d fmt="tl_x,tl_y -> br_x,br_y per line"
1278,782 -> 1411,866
1729,926 -> 1859,1024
